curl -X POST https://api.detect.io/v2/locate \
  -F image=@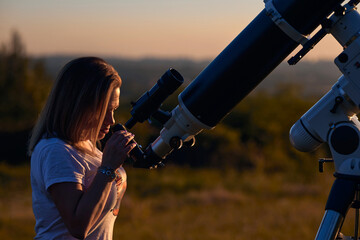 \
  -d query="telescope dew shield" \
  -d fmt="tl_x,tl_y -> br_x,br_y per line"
125,68 -> 184,129
179,0 -> 345,127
